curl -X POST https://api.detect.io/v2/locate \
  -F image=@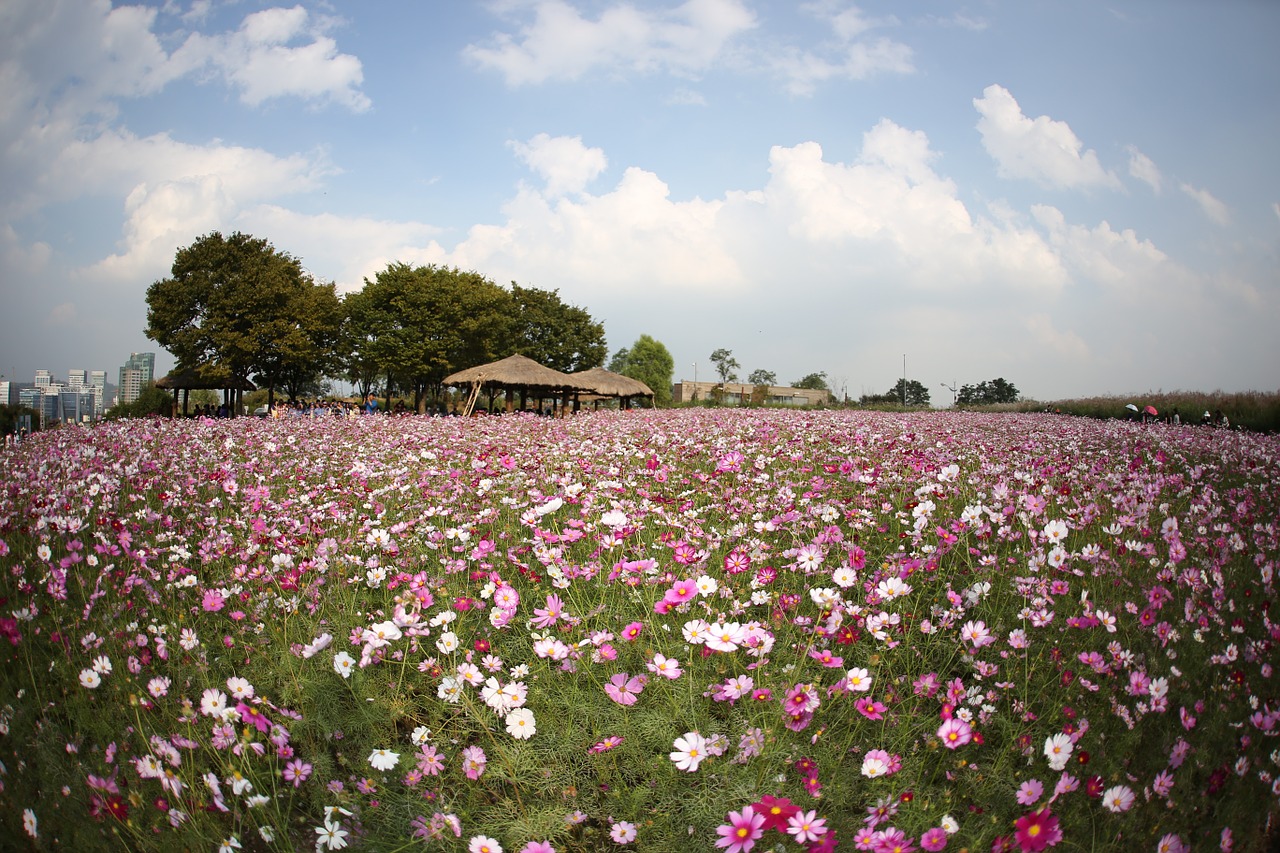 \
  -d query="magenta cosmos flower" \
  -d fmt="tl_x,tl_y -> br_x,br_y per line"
1013,808 -> 1062,852
715,805 -> 765,852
